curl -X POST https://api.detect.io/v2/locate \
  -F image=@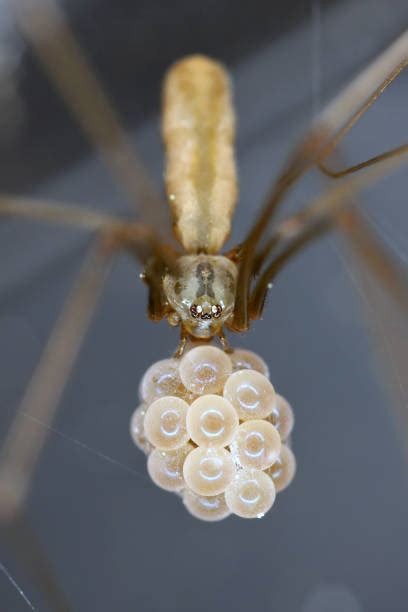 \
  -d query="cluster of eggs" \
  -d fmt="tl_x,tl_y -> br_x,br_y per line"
130,345 -> 296,521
